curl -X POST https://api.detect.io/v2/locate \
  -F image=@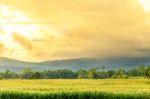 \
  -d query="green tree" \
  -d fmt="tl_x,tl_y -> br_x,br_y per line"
127,68 -> 139,77
30,72 -> 41,79
107,70 -> 115,78
116,68 -> 126,75
20,68 -> 34,79
88,69 -> 97,79
0,74 -> 4,80
97,71 -> 108,79
145,66 -> 150,78
76,69 -> 87,79
3,69 -> 18,79
137,66 -> 146,77
112,68 -> 129,79
128,66 -> 146,77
